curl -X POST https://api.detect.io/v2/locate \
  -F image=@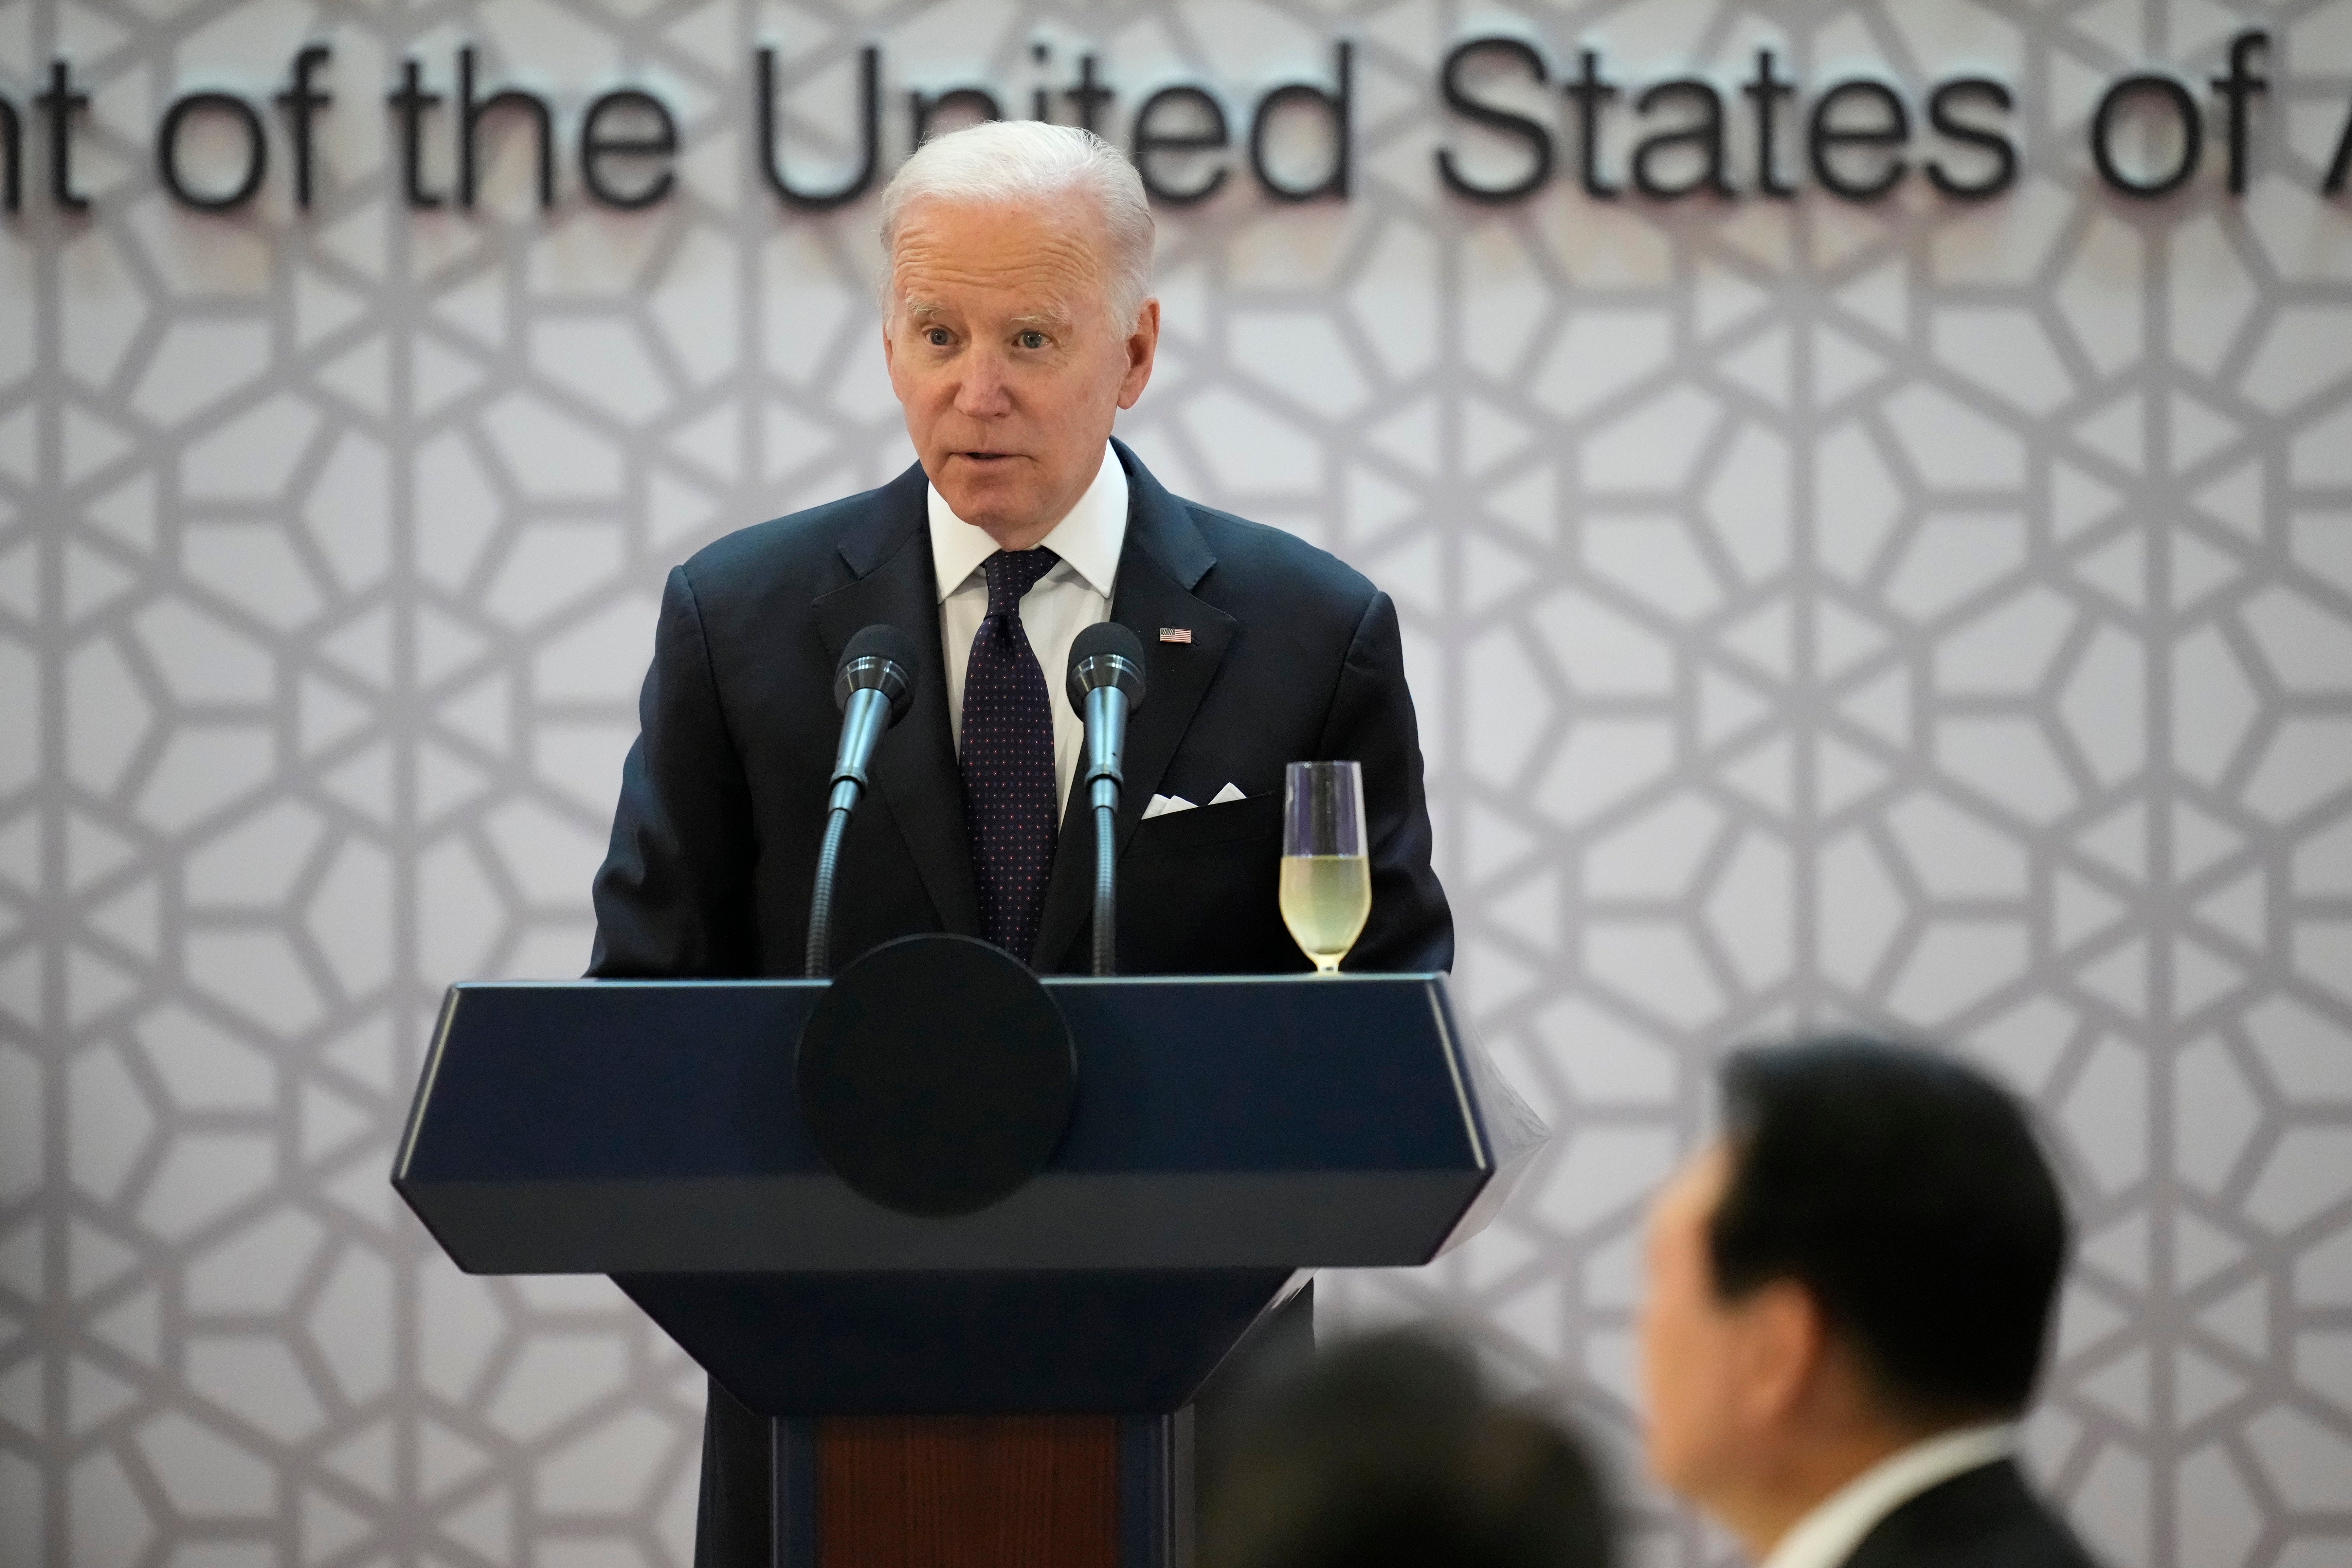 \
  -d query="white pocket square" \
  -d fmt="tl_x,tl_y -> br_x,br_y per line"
1142,783 -> 1248,819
